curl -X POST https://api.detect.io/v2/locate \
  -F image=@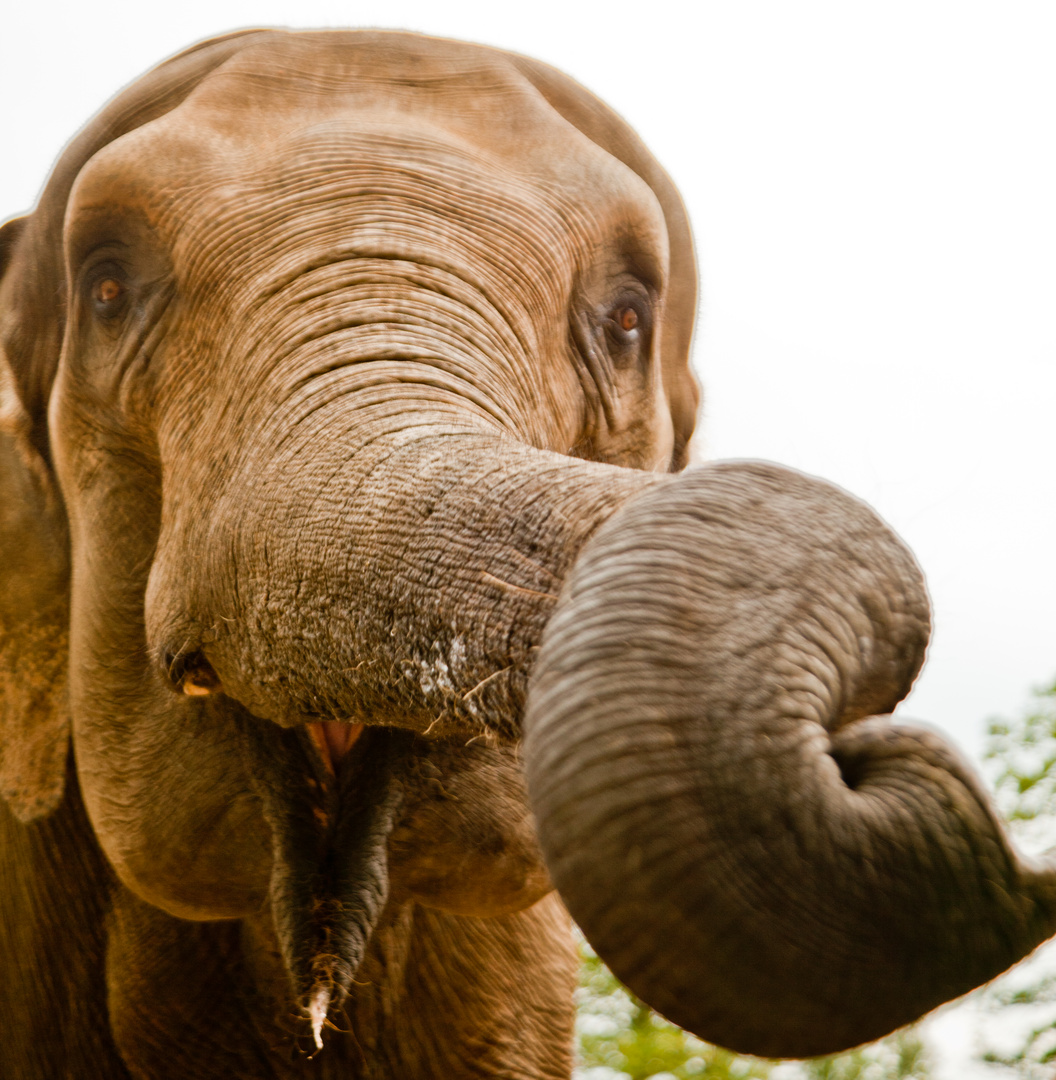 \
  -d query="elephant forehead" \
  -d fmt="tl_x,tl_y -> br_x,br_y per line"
65,30 -> 665,259
180,31 -> 648,196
